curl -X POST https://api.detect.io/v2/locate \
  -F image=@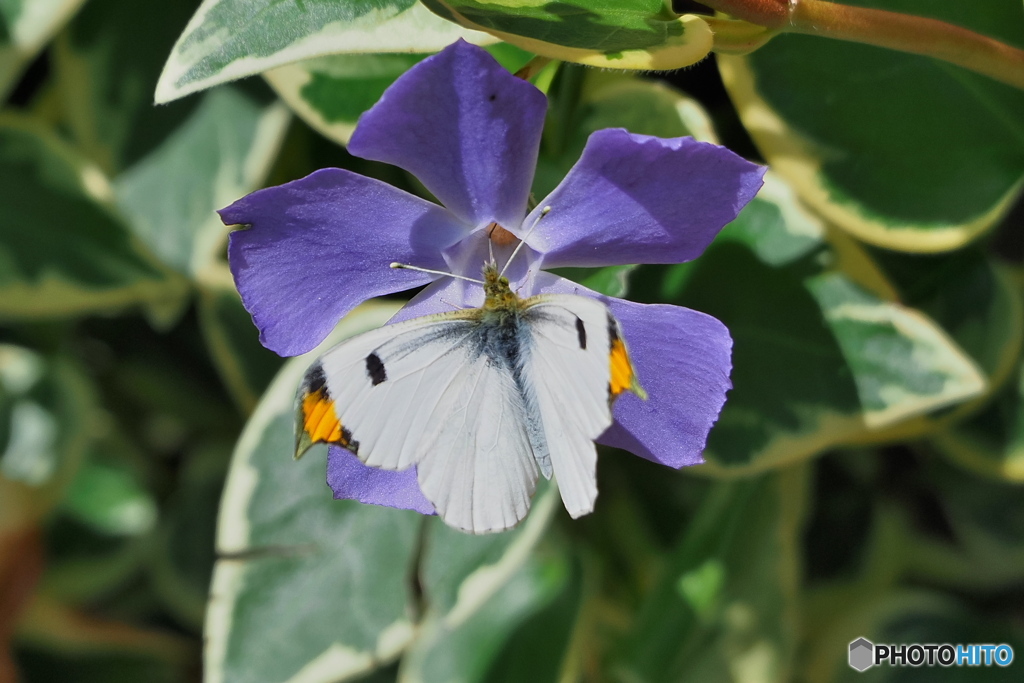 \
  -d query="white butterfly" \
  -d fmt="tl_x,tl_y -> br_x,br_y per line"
296,229 -> 645,533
